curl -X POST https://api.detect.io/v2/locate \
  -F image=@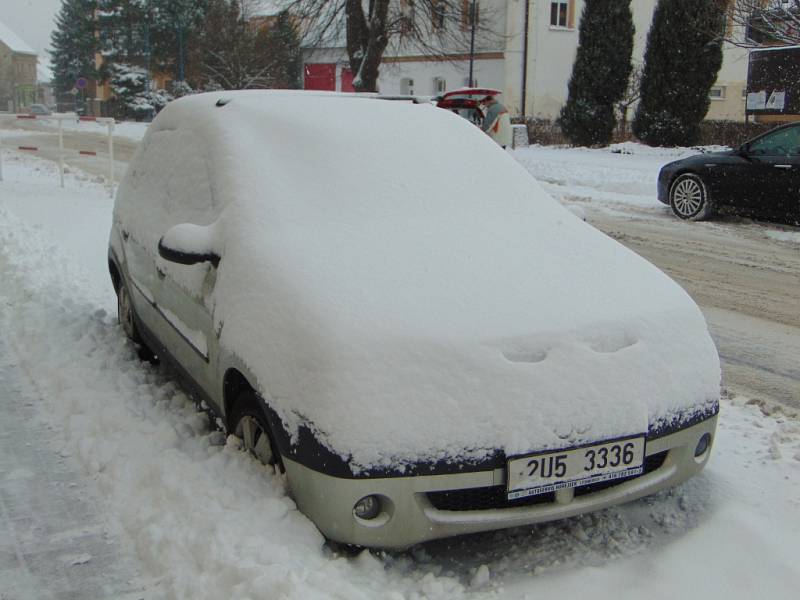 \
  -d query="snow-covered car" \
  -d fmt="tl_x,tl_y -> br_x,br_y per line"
108,90 -> 720,549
